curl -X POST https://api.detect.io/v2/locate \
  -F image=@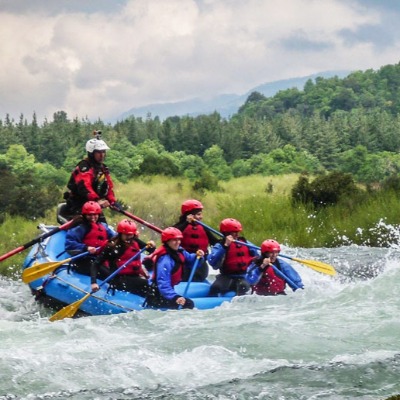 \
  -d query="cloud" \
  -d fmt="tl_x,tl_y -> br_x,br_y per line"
1,0 -> 400,123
